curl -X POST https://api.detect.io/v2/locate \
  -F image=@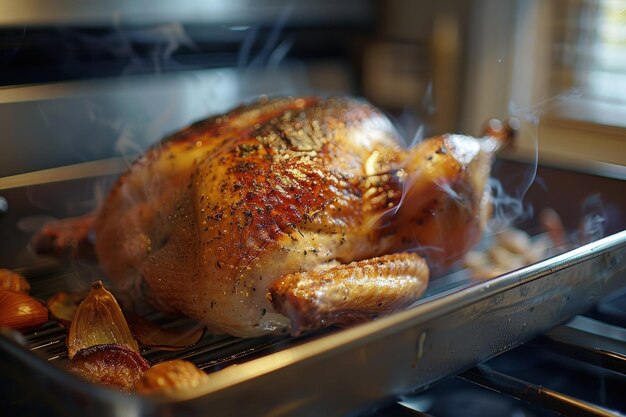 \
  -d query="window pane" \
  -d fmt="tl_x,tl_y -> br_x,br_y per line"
586,0 -> 626,103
